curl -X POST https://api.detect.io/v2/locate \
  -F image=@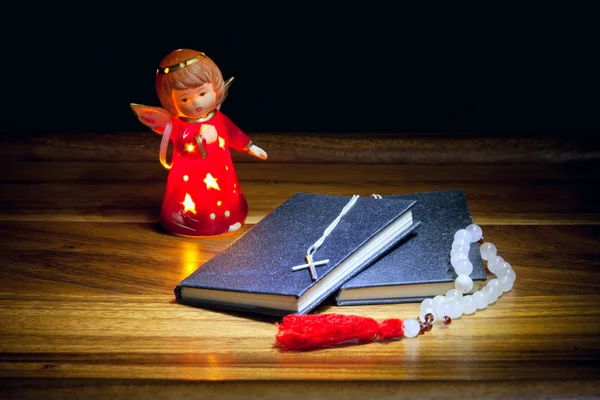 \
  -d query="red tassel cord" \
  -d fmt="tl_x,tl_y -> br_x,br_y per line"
274,313 -> 404,351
